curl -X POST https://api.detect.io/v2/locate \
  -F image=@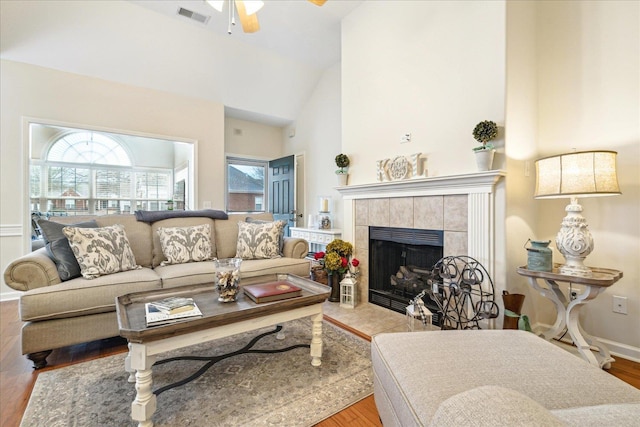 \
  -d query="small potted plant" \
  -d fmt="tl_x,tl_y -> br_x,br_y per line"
472,120 -> 498,171
335,153 -> 350,186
